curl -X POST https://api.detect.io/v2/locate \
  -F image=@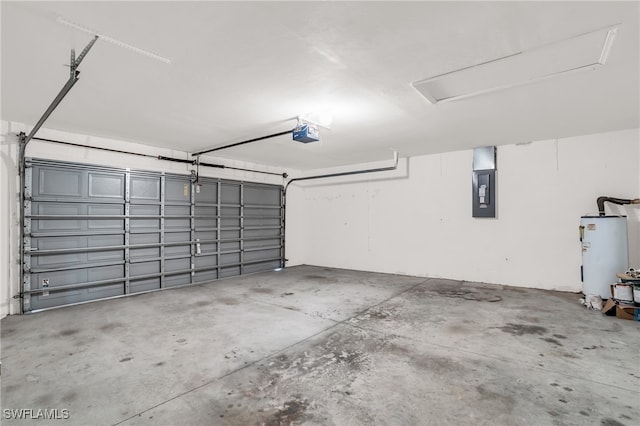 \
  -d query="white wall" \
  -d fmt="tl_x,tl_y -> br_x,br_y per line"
0,121 -> 292,318
288,128 -> 640,292
3,125 -> 638,317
